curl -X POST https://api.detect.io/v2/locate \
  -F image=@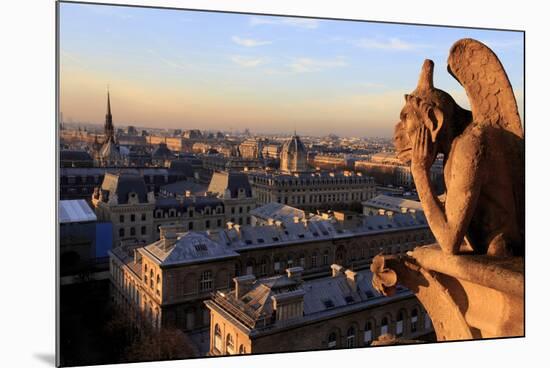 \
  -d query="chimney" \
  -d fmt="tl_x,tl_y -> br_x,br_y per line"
387,210 -> 394,219
233,274 -> 256,299
345,269 -> 359,292
409,209 -> 417,219
286,267 -> 304,283
227,221 -> 234,229
271,289 -> 306,322
331,264 -> 344,277
293,216 -> 300,224
162,231 -> 178,251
